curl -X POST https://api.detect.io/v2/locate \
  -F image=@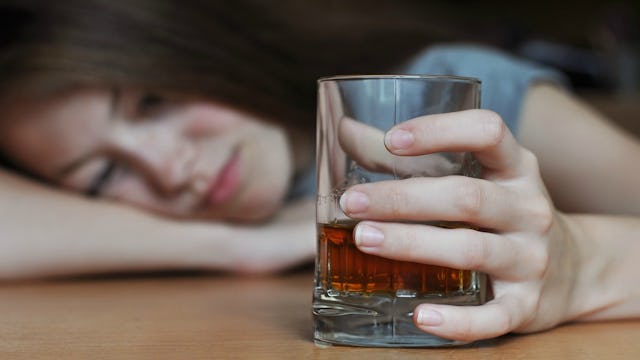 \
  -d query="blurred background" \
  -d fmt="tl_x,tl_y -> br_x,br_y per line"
2,0 -> 637,134
425,0 -> 640,134
436,1 -> 639,93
